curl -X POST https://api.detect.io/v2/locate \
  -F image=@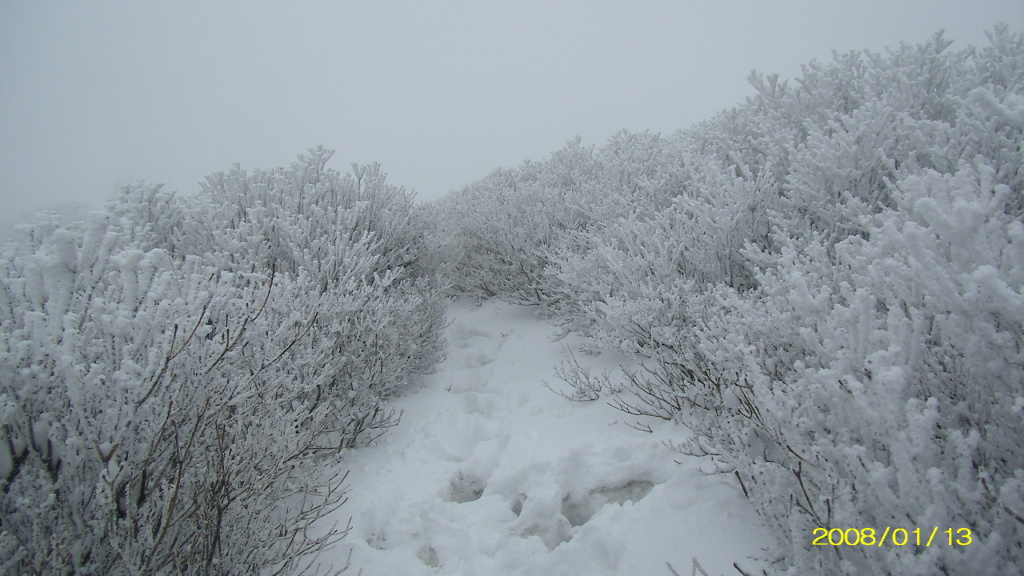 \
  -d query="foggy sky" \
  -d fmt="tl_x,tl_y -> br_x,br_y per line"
1,0 -> 1021,227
